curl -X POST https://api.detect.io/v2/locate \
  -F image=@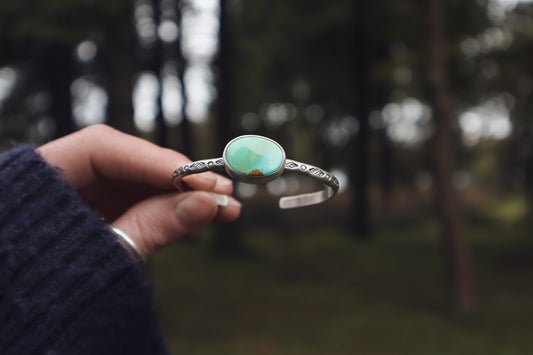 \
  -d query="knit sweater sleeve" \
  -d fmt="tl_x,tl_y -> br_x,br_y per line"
0,146 -> 168,355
